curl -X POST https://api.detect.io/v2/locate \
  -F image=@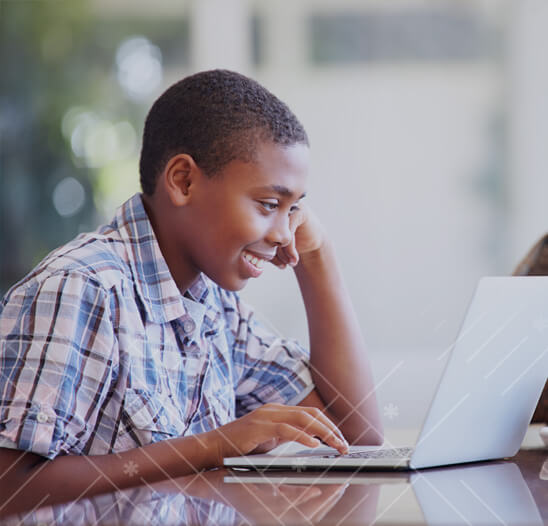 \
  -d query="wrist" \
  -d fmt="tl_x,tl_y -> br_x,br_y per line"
295,240 -> 333,271
199,429 -> 225,469
177,431 -> 223,472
